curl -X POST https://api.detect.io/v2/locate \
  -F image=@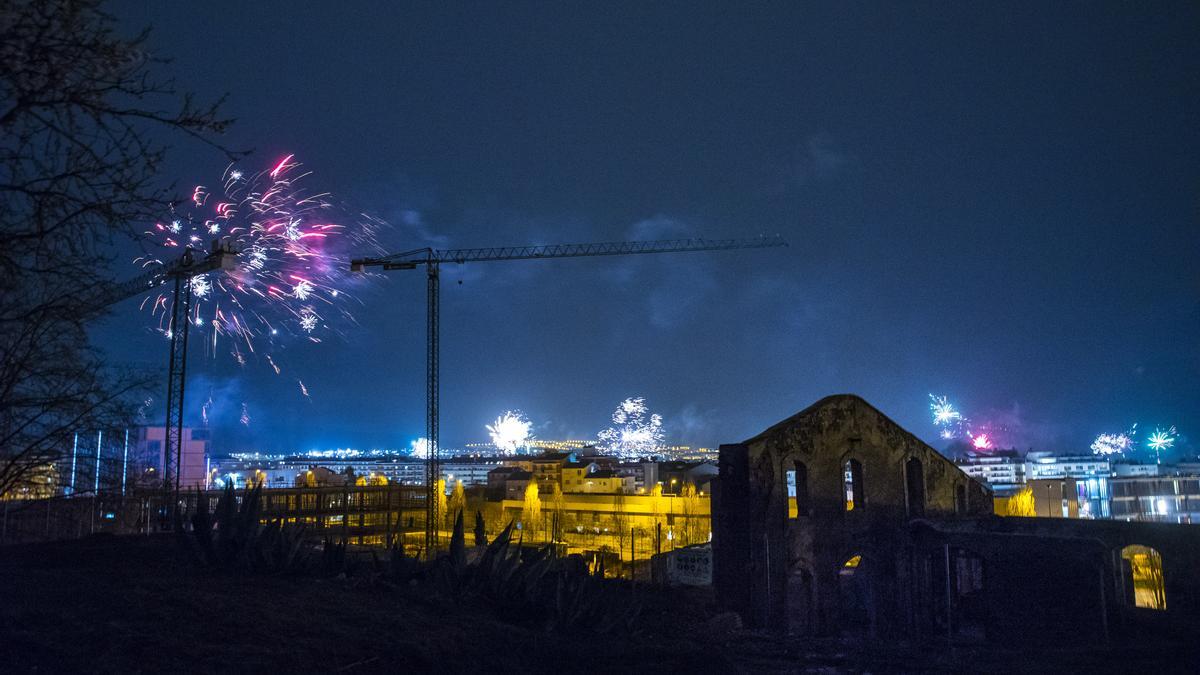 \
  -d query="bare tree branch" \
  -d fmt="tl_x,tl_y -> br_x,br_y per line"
0,0 -> 238,497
